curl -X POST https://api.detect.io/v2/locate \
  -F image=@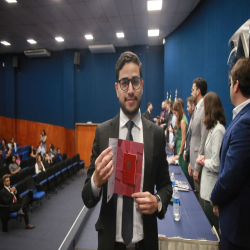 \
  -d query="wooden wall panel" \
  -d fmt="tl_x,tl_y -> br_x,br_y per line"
0,116 -> 75,158
76,124 -> 97,167
0,116 -> 16,143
